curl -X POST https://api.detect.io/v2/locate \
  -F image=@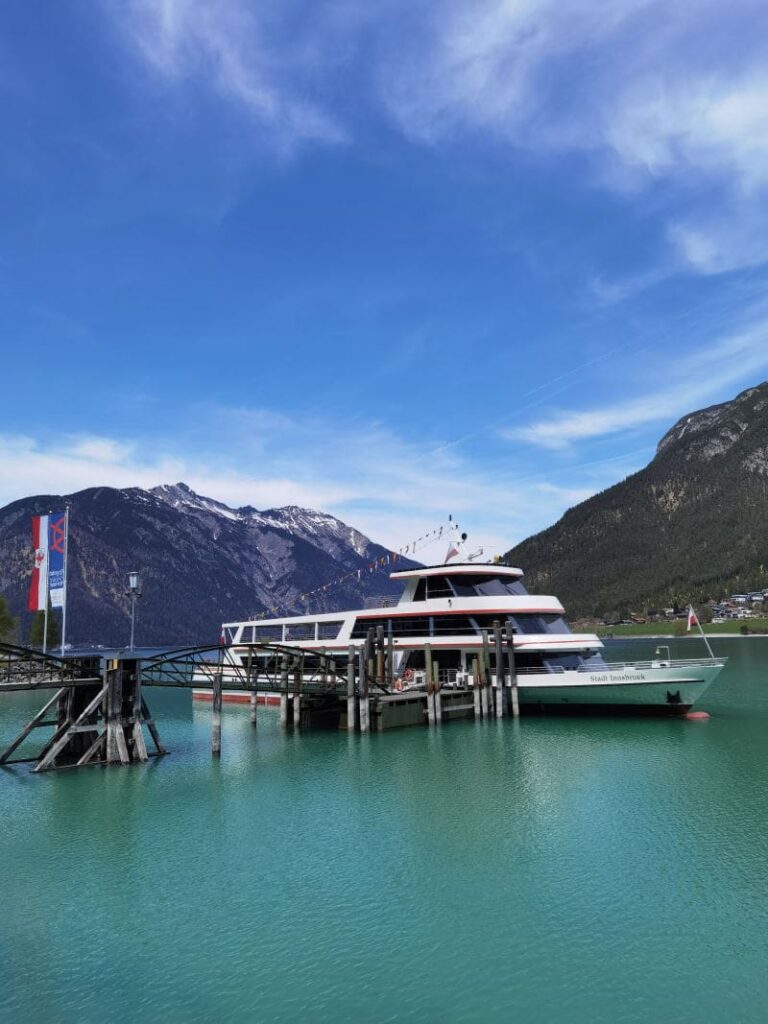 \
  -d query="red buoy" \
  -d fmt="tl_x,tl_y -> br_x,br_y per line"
685,711 -> 710,721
